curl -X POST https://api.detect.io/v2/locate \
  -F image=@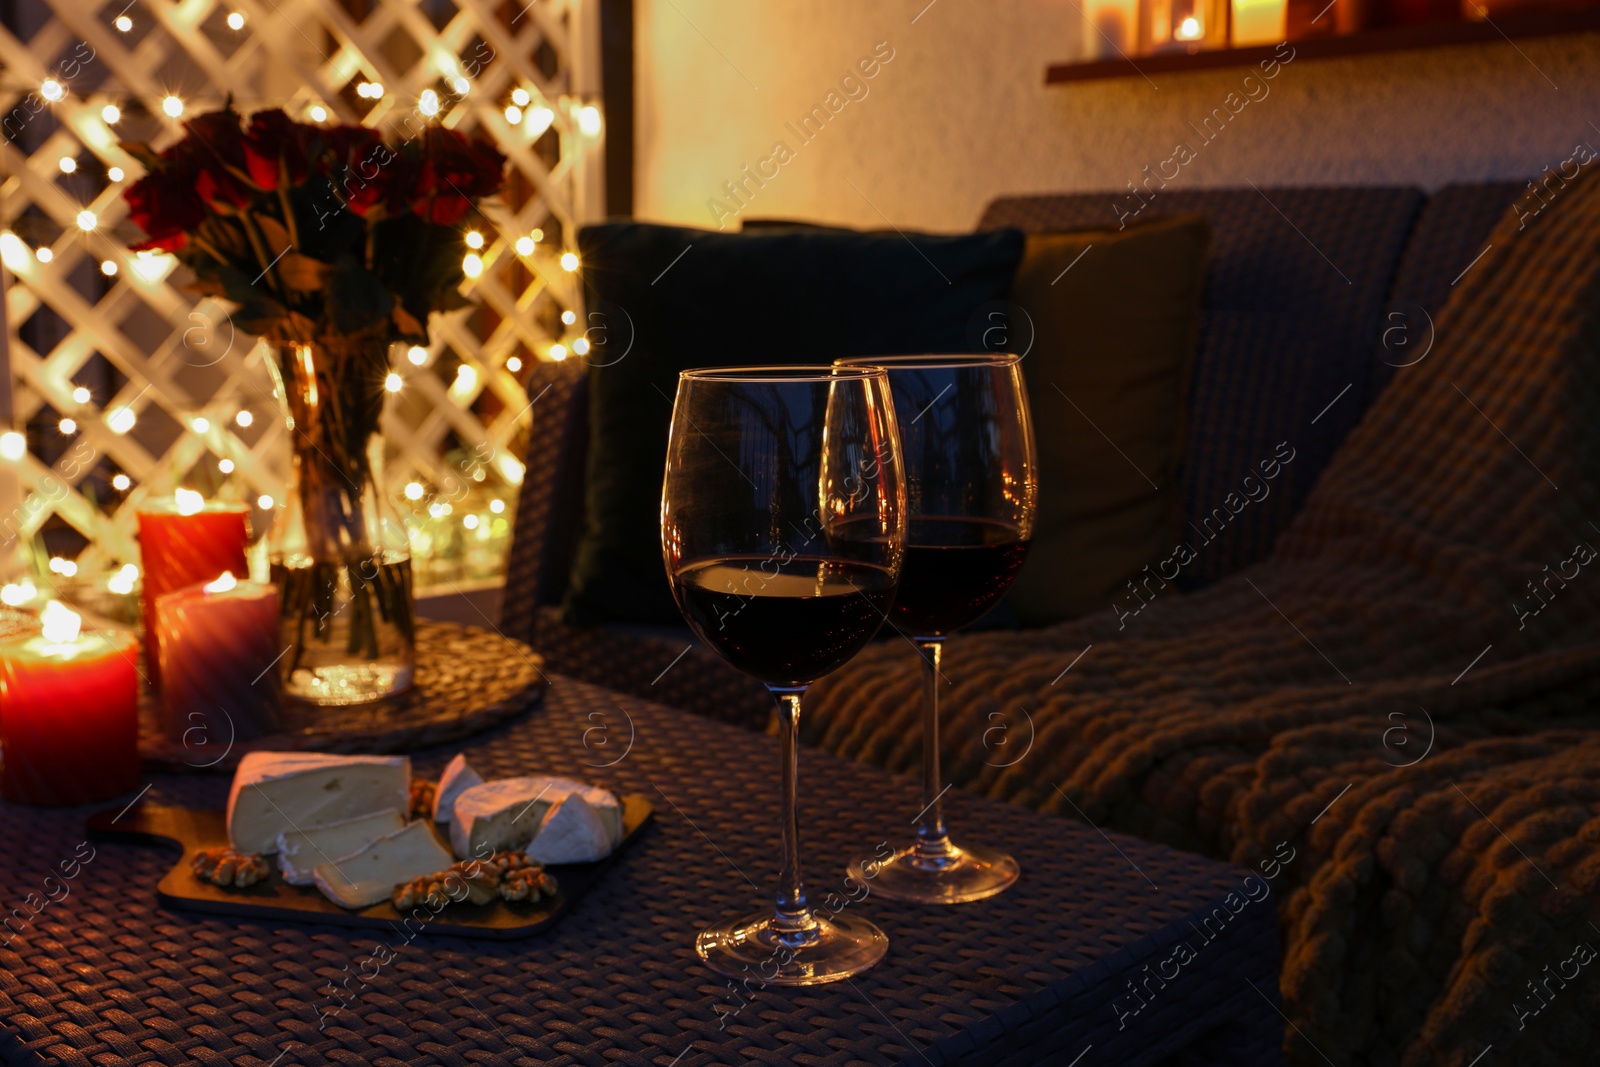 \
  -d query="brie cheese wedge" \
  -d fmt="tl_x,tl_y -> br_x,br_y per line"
432,753 -> 484,824
450,776 -> 623,860
276,809 -> 406,886
312,821 -> 454,909
227,752 -> 411,855
526,794 -> 614,865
